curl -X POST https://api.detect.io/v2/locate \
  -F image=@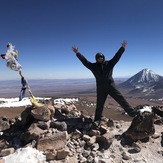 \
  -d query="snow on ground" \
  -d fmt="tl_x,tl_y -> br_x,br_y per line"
140,105 -> 152,113
0,97 -> 48,108
3,146 -> 47,163
54,98 -> 78,105
0,97 -> 78,108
